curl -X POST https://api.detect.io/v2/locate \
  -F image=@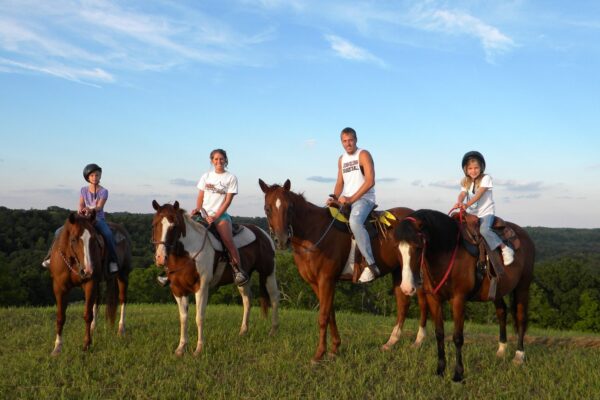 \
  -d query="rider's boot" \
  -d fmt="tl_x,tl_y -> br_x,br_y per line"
358,263 -> 380,283
232,262 -> 249,287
